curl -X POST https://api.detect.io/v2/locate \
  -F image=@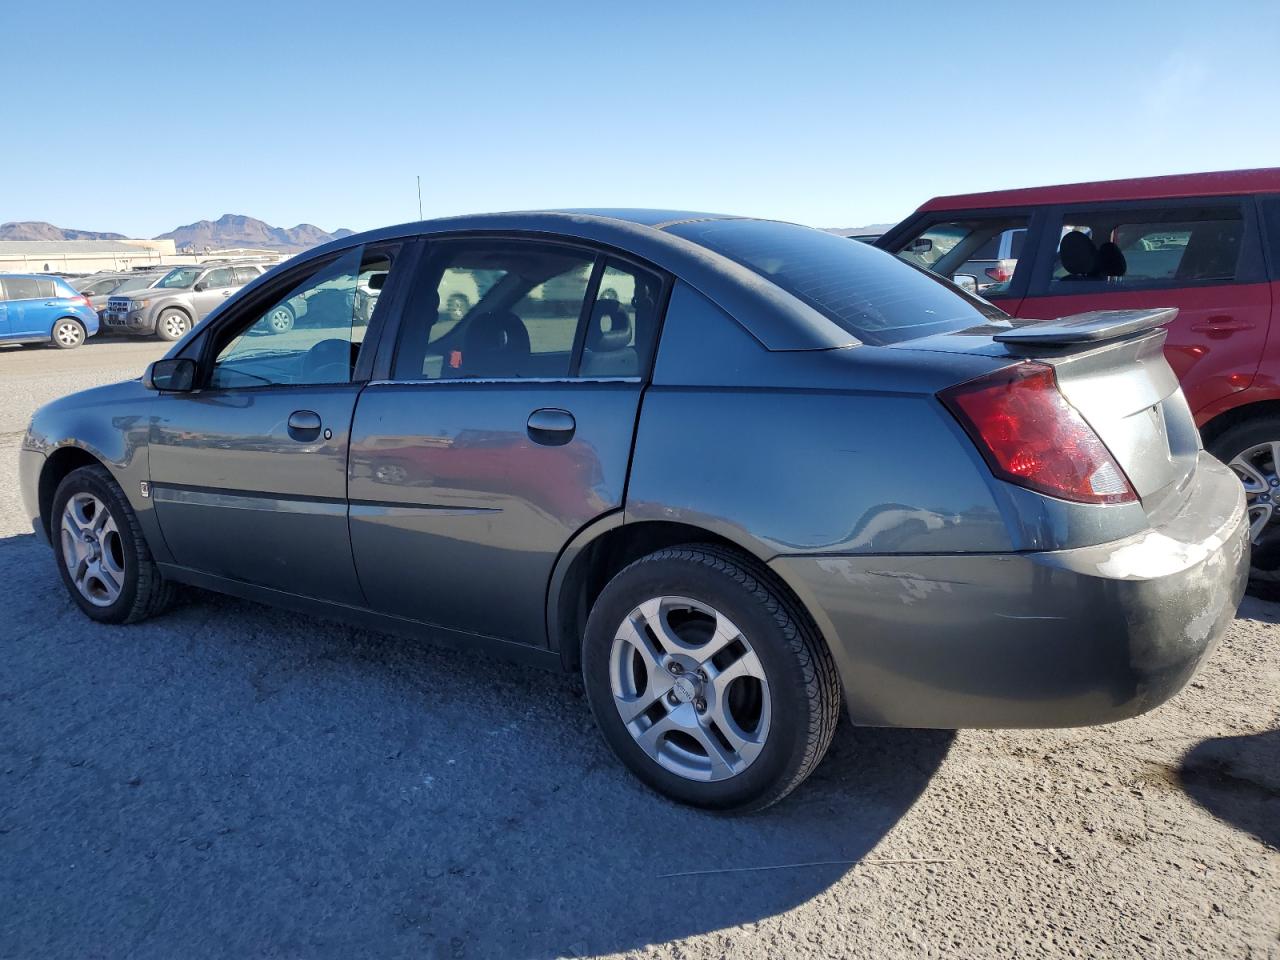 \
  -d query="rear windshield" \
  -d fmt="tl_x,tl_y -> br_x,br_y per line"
669,218 -> 1006,345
